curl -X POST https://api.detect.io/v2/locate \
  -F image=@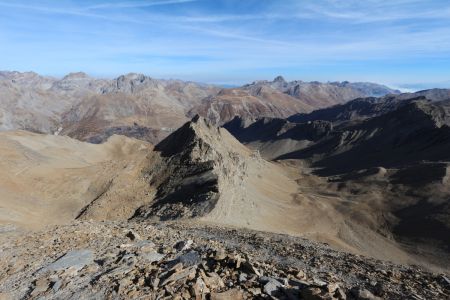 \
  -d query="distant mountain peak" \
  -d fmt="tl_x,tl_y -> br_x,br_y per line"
119,73 -> 150,81
63,72 -> 90,80
273,75 -> 286,83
